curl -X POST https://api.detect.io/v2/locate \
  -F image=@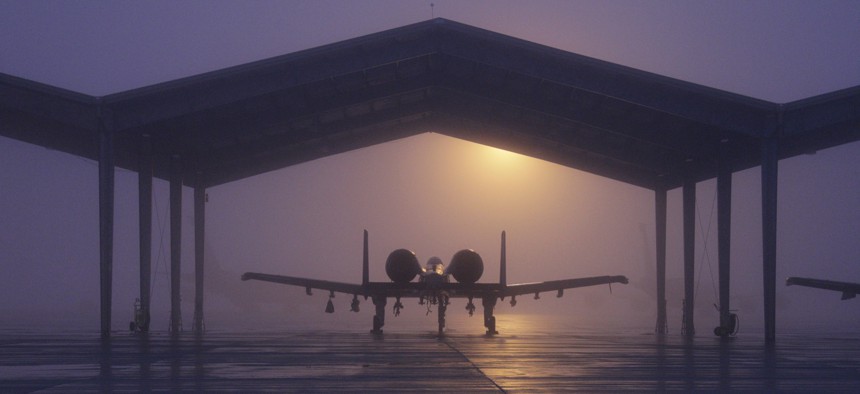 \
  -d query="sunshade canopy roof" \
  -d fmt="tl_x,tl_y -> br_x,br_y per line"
2,18 -> 859,190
